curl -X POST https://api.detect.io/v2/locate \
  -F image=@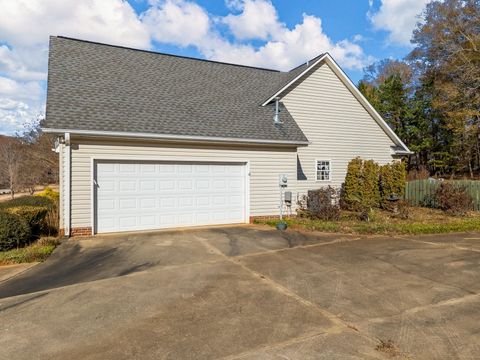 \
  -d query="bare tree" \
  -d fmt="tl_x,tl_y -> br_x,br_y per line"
0,137 -> 22,199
